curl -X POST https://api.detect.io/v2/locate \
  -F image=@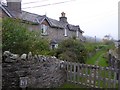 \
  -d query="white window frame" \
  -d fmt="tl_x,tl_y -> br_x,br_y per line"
76,30 -> 79,37
41,24 -> 48,35
64,28 -> 67,37
51,44 -> 58,49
